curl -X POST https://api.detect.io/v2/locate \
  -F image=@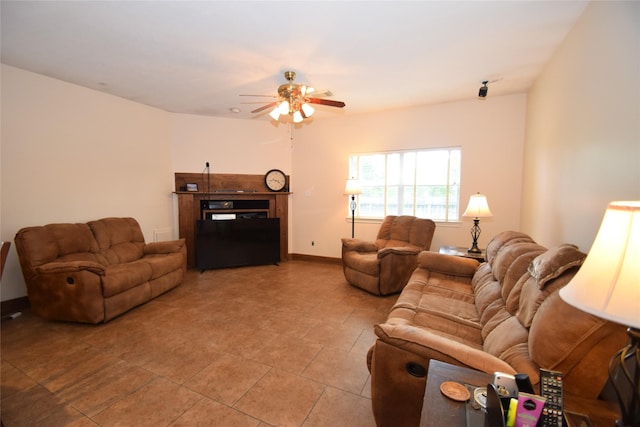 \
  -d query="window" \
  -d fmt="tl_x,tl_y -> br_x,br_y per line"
348,147 -> 461,222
